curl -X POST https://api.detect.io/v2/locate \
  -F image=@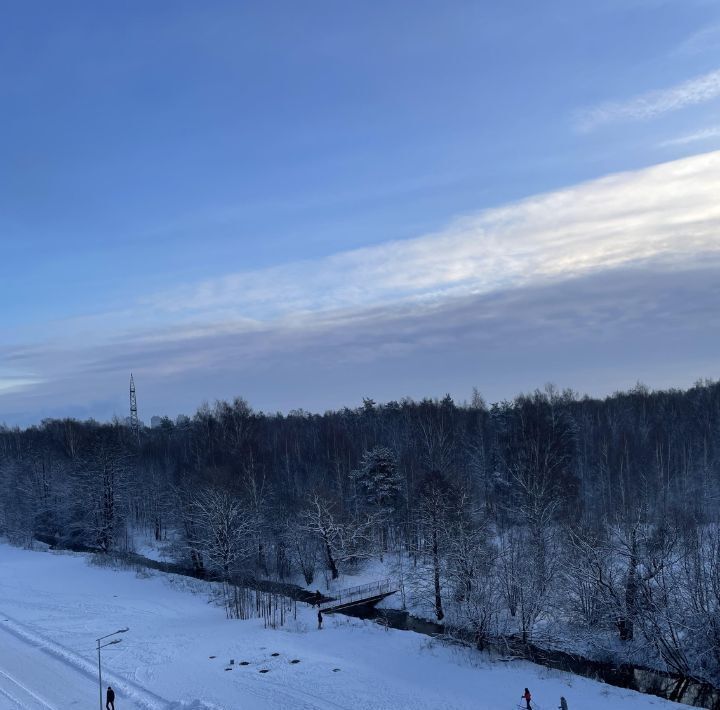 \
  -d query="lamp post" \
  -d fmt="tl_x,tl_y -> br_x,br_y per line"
96,628 -> 128,710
